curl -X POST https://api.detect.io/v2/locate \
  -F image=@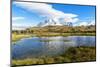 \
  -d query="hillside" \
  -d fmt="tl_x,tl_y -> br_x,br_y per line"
26,25 -> 96,33
12,25 -> 96,37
